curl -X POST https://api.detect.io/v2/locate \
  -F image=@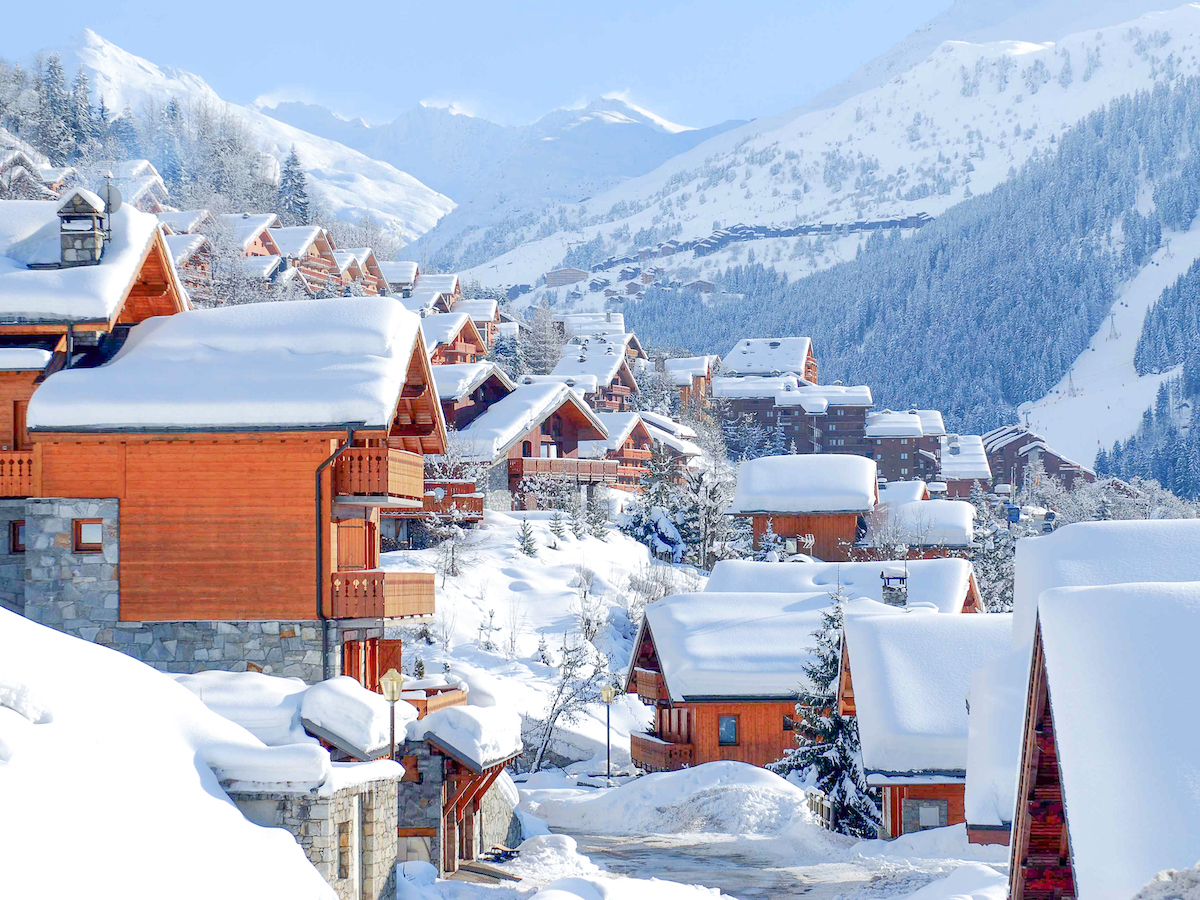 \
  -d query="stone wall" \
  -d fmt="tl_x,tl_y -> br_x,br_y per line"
479,775 -> 522,853
0,497 -> 25,614
396,742 -> 445,870
228,776 -> 398,900
483,461 -> 512,511
901,796 -> 948,834
23,497 -> 119,632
